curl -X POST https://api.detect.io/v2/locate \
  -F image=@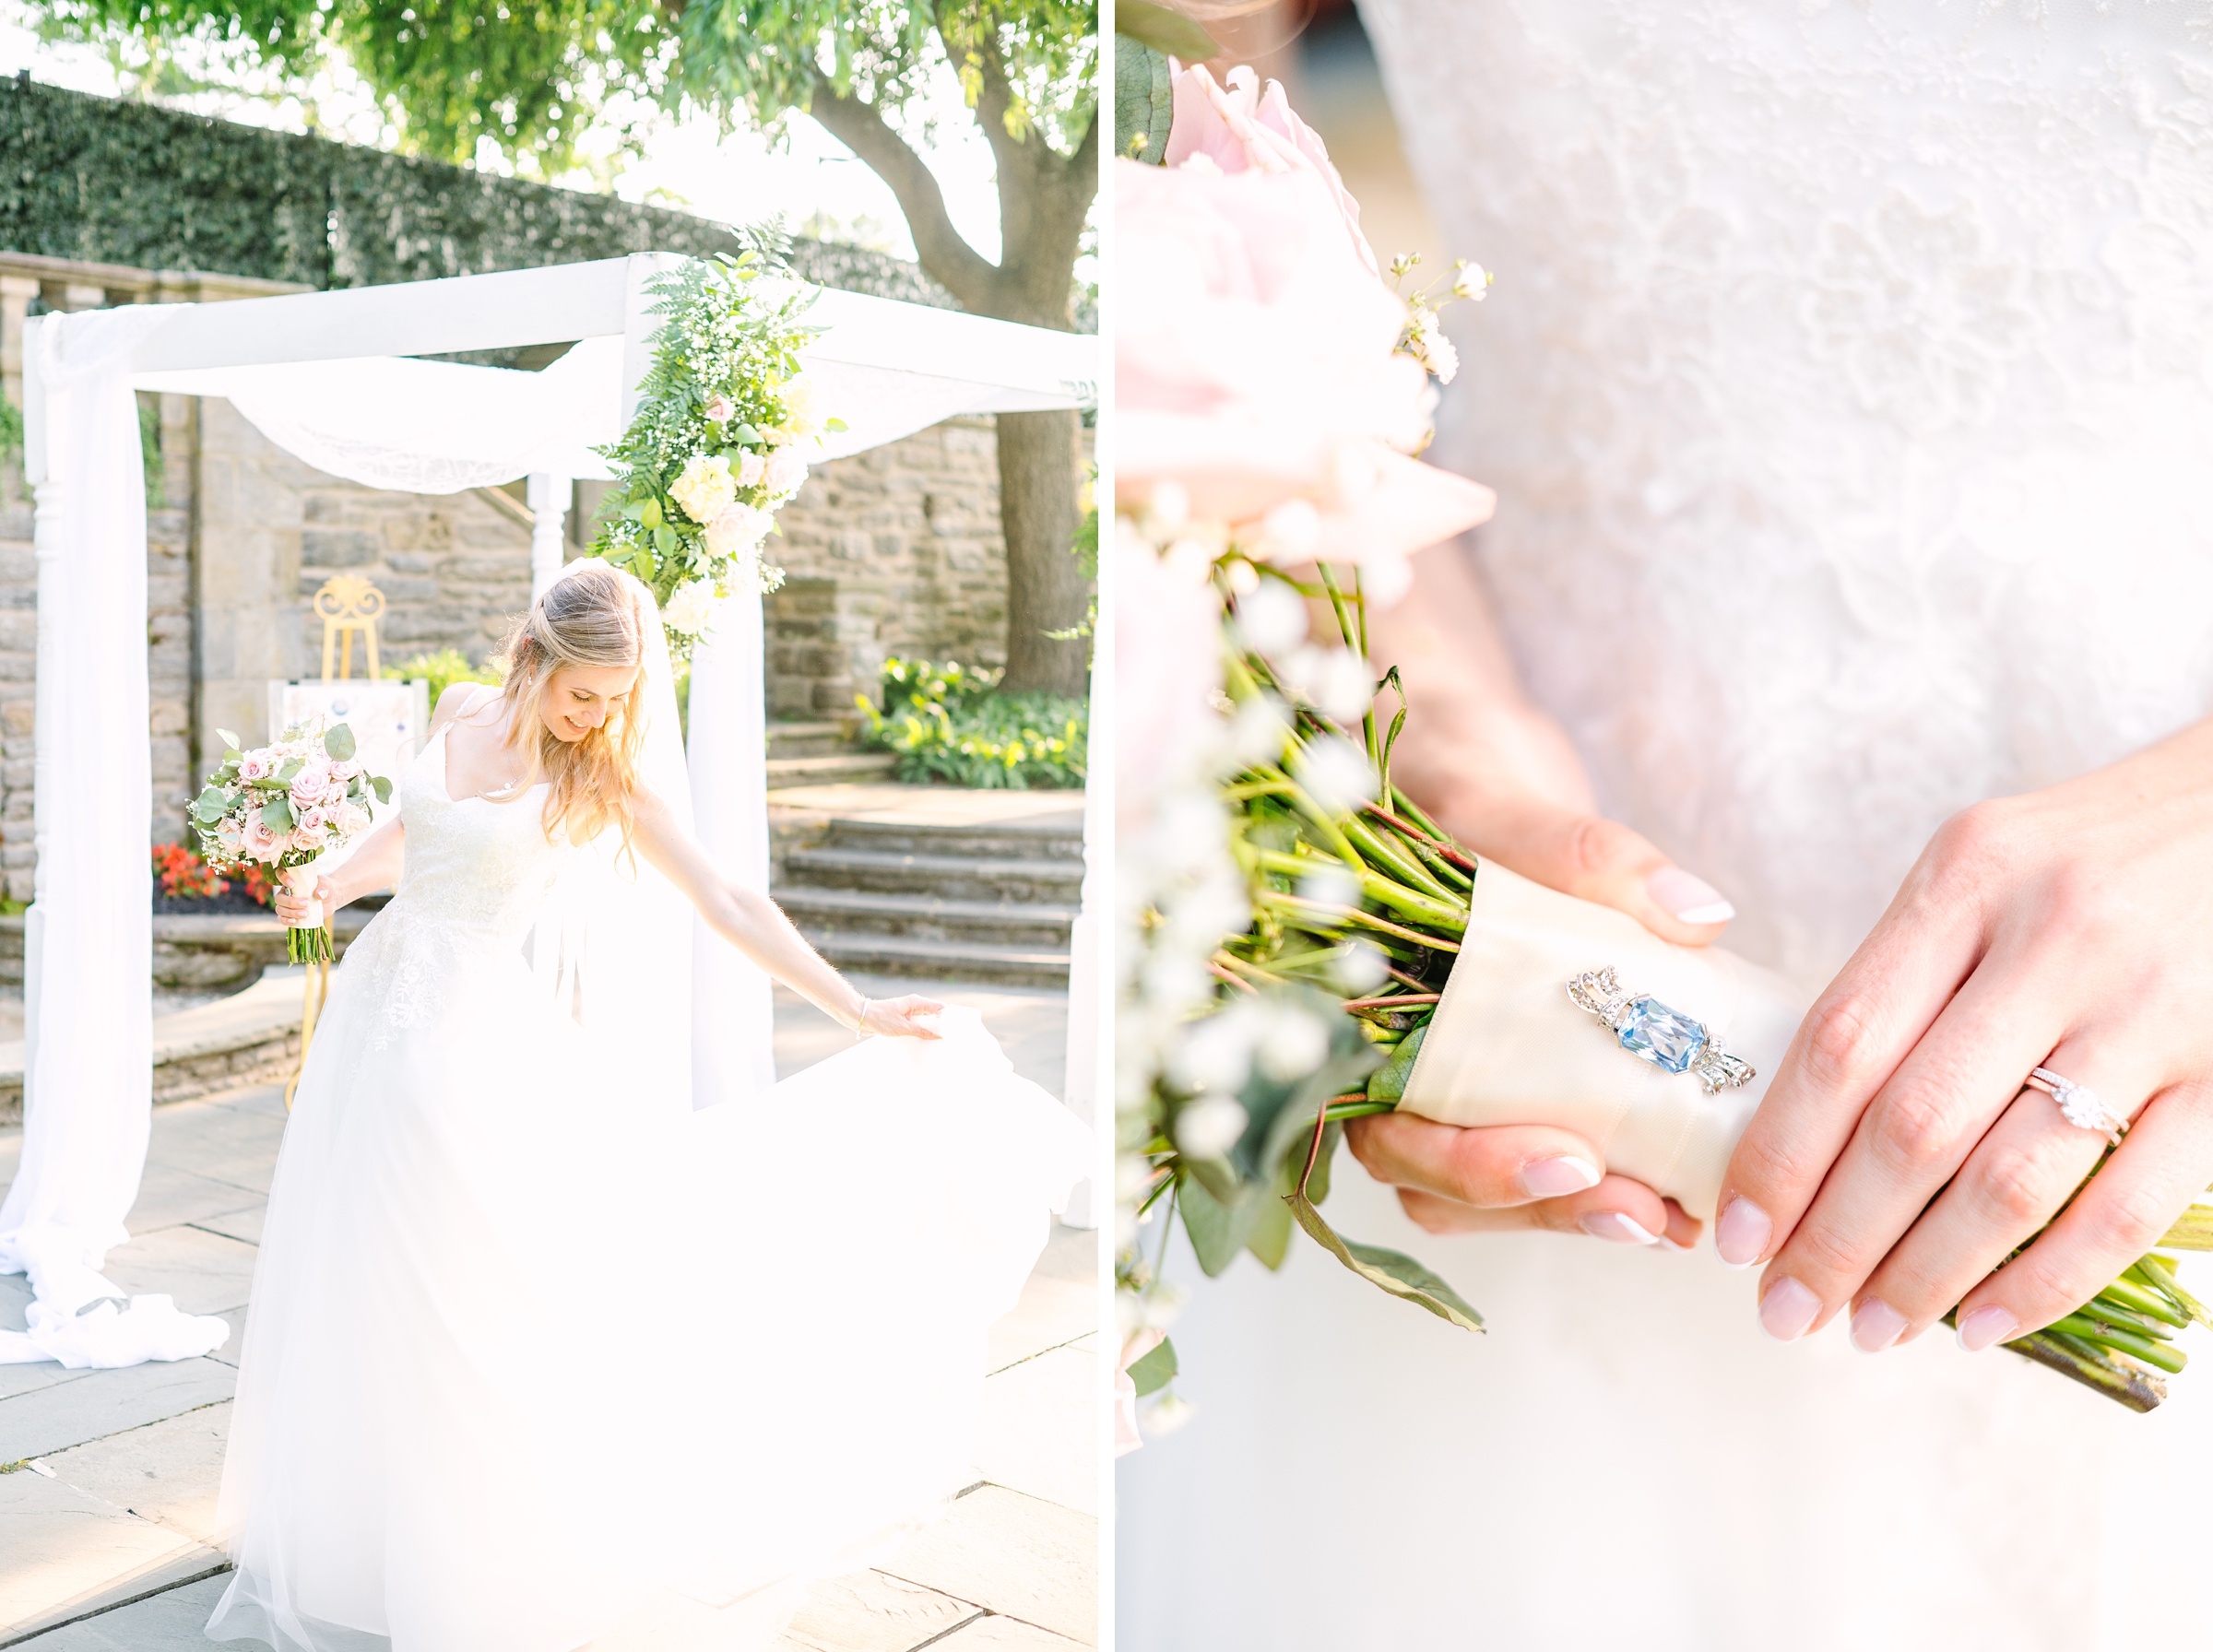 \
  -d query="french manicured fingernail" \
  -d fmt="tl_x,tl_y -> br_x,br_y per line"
1851,1298 -> 1908,1353
1758,1276 -> 1820,1341
1518,1155 -> 1602,1198
1957,1304 -> 2018,1352
1647,866 -> 1734,926
1714,1197 -> 1771,1268
1580,1210 -> 1661,1245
